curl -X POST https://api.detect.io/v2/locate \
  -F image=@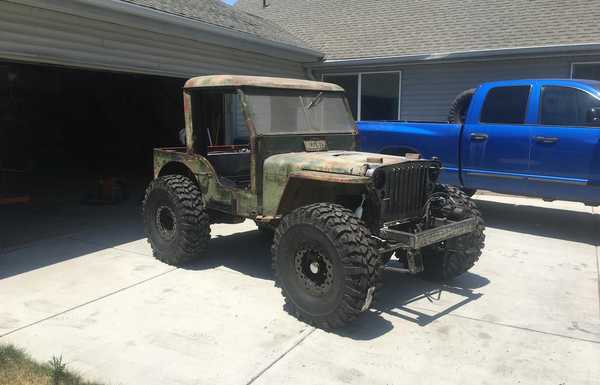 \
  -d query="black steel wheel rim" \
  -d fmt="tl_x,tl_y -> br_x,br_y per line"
294,246 -> 334,296
156,205 -> 177,240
